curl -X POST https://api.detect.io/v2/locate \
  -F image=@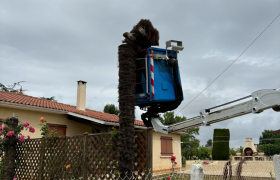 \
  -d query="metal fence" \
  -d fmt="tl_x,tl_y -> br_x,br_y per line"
13,157 -> 280,179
